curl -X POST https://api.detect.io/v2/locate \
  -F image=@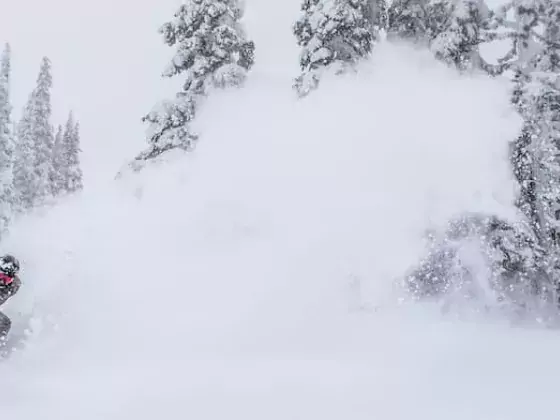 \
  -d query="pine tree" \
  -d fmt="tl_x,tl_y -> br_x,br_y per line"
31,57 -> 54,203
52,113 -> 83,195
293,0 -> 380,97
430,0 -> 491,71
50,124 -> 64,196
387,0 -> 453,44
13,57 -> 54,209
387,0 -> 495,72
405,1 -> 560,312
139,97 -> 198,161
0,44 -> 14,232
507,0 -> 547,238
509,0 -> 560,298
64,119 -> 83,193
13,105 -> 35,210
387,0 -> 430,43
137,0 -> 255,161
405,213 -> 549,309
